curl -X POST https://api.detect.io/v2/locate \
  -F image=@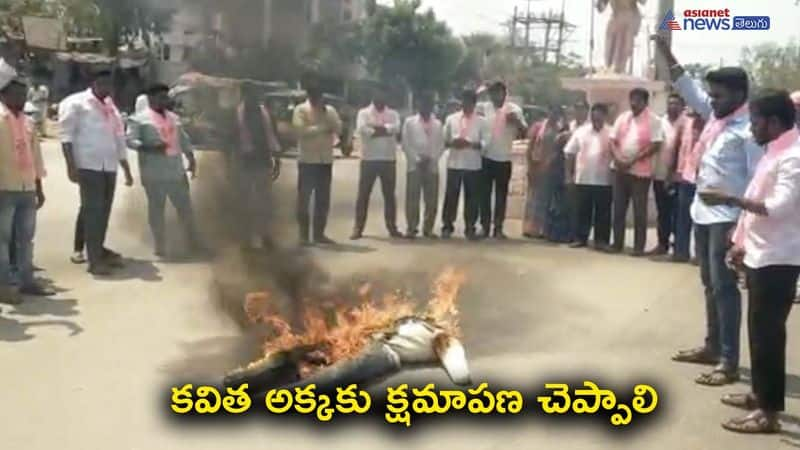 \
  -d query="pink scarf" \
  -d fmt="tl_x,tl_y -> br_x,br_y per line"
492,103 -> 509,138
693,103 -> 749,167
370,104 -> 388,126
6,111 -> 34,172
614,108 -> 654,174
149,108 -> 180,156
90,95 -> 124,137
459,111 -> 476,140
732,127 -> 799,246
